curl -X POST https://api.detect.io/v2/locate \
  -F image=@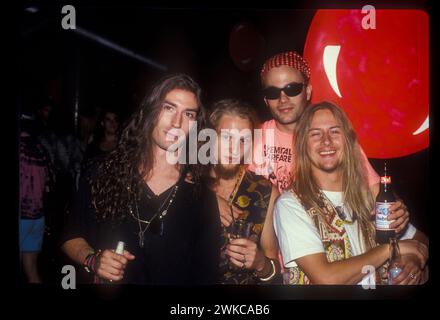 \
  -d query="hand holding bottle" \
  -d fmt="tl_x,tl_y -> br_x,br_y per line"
388,201 -> 410,234
95,241 -> 135,282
